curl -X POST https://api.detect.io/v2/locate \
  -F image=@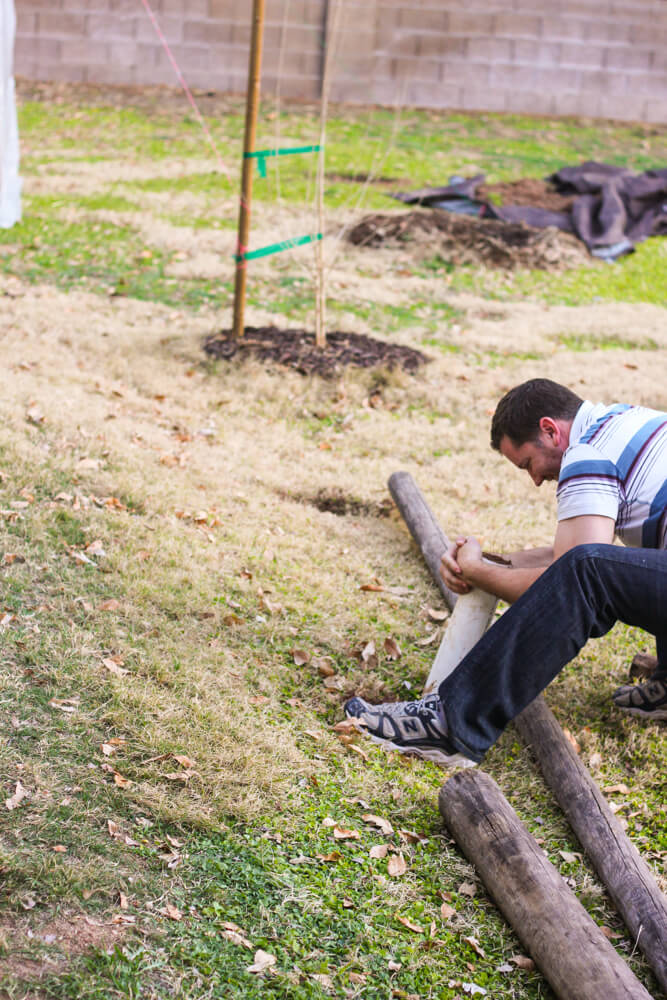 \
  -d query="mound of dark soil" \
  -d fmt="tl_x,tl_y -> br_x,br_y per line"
478,177 -> 574,213
203,326 -> 430,377
347,209 -> 590,270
